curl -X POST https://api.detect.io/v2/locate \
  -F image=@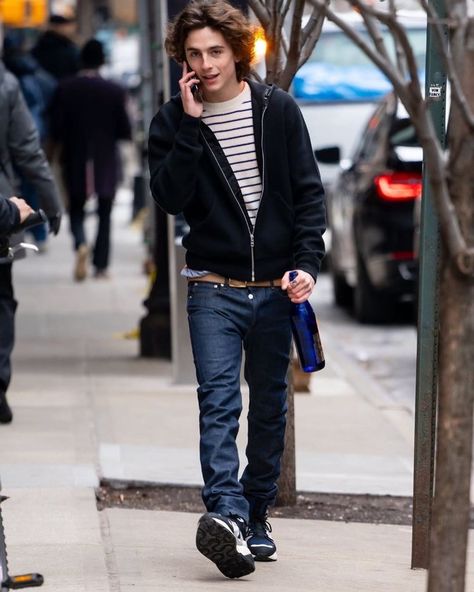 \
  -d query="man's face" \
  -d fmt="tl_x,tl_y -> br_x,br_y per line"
184,27 -> 241,103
